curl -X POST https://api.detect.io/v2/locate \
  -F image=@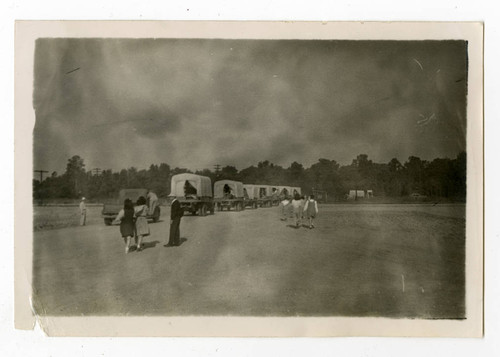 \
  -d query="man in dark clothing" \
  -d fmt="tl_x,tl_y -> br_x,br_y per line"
166,197 -> 183,247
